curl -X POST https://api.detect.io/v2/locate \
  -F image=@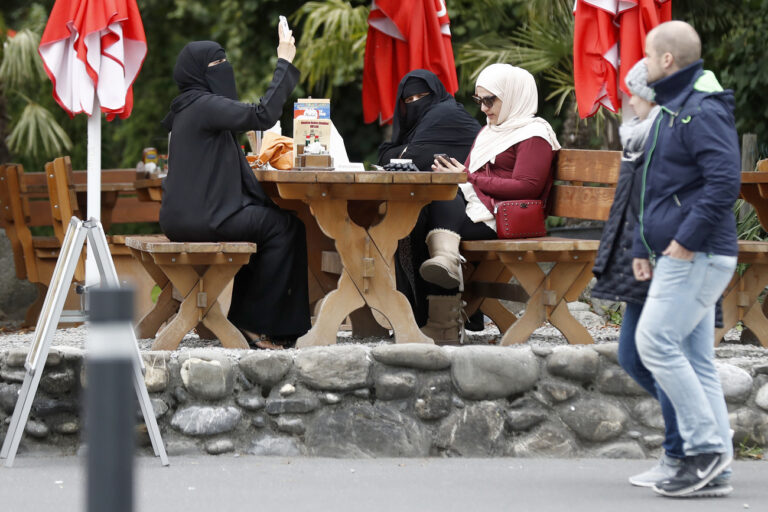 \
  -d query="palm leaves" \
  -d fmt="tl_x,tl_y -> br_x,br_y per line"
1,23 -> 72,160
292,0 -> 369,97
